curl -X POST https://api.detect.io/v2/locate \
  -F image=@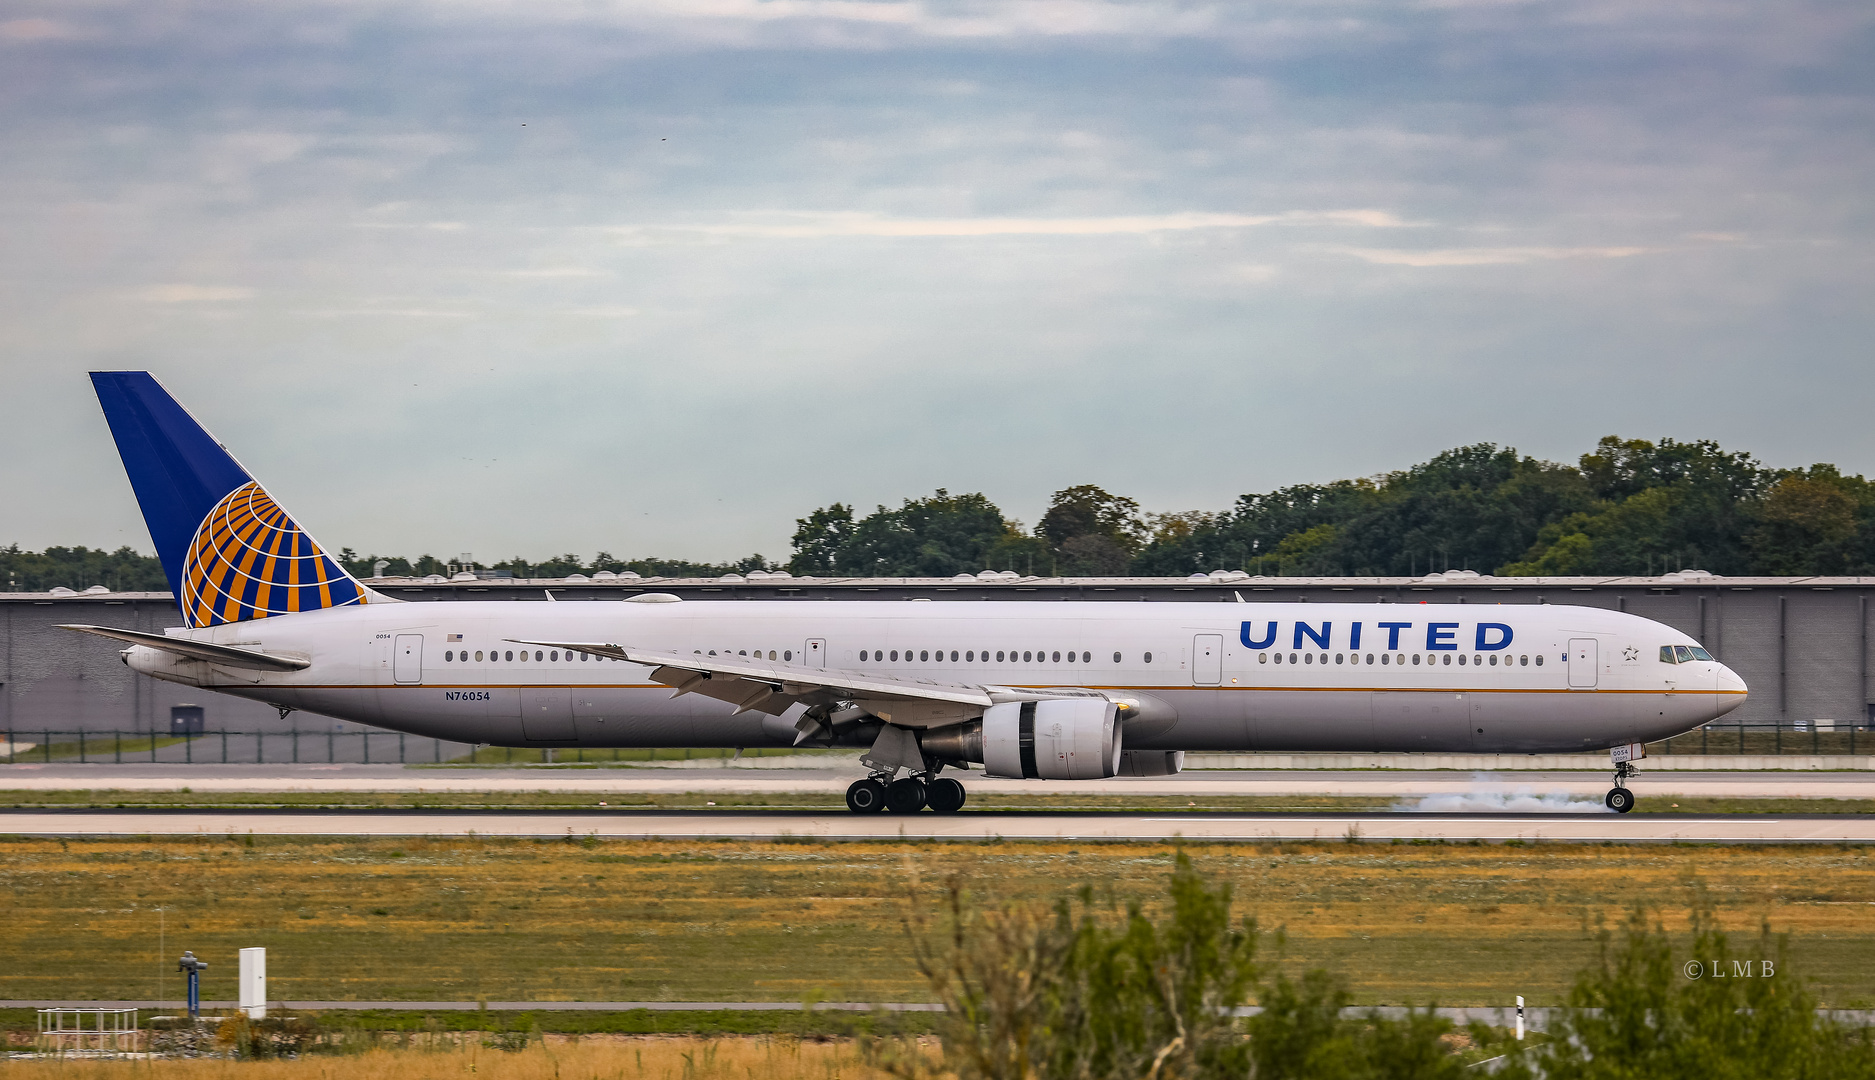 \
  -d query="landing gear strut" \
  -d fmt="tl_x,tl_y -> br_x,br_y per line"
1605,759 -> 1637,814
